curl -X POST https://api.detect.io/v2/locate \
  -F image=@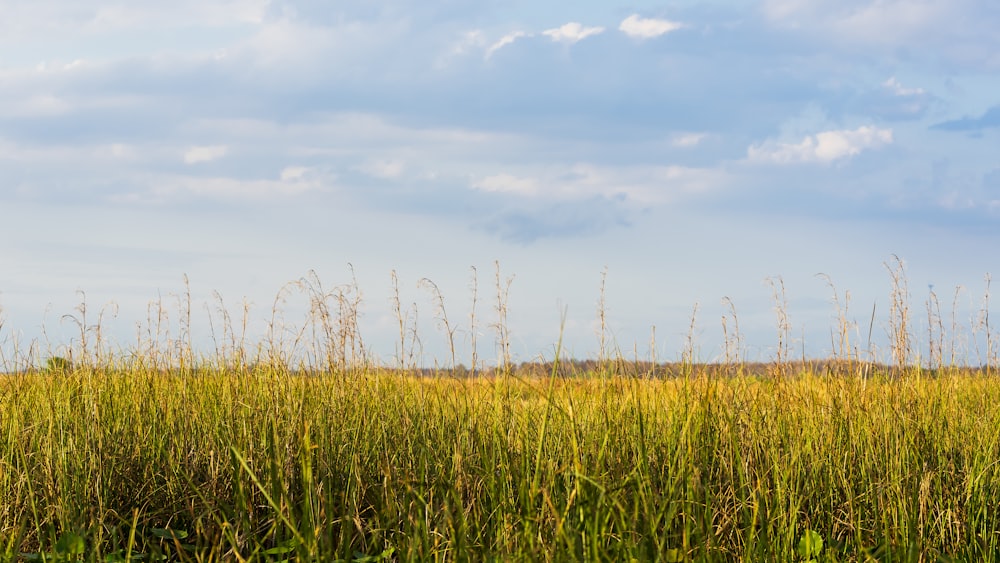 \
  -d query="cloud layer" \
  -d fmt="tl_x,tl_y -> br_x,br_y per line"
2,0 -> 999,363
